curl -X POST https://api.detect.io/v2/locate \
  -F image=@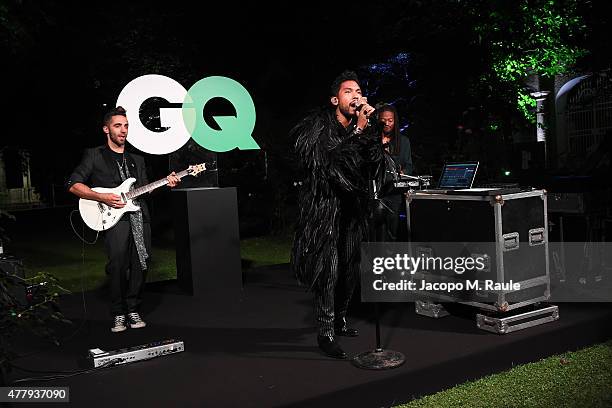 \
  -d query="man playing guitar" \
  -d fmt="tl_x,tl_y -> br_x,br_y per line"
67,106 -> 181,333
